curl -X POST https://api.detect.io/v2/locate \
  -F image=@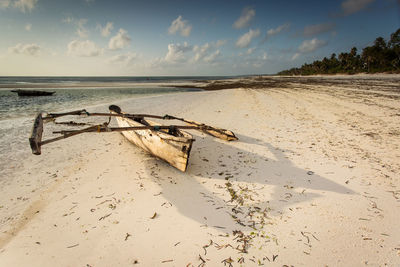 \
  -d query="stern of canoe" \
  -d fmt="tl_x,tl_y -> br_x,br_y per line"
116,116 -> 194,172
